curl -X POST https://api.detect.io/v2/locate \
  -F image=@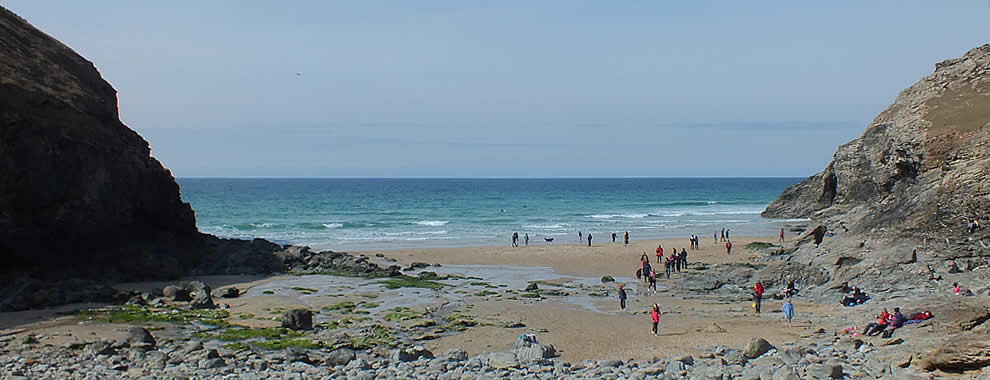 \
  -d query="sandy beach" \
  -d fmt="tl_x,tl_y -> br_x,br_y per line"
350,234 -> 828,362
